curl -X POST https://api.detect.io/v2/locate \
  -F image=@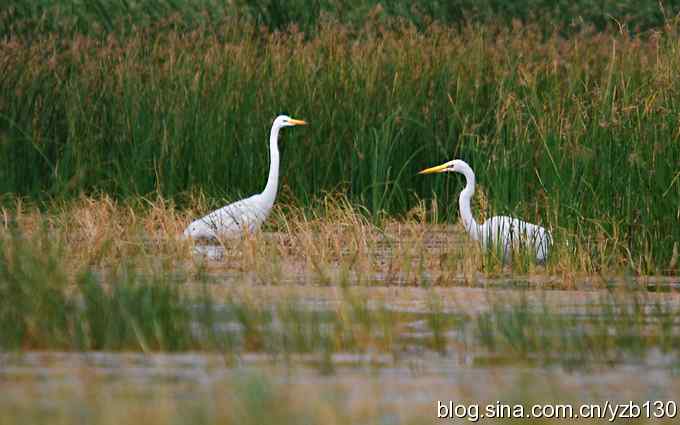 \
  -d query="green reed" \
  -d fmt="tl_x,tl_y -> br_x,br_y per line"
1,7 -> 679,270
474,289 -> 680,367
3,0 -> 678,39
